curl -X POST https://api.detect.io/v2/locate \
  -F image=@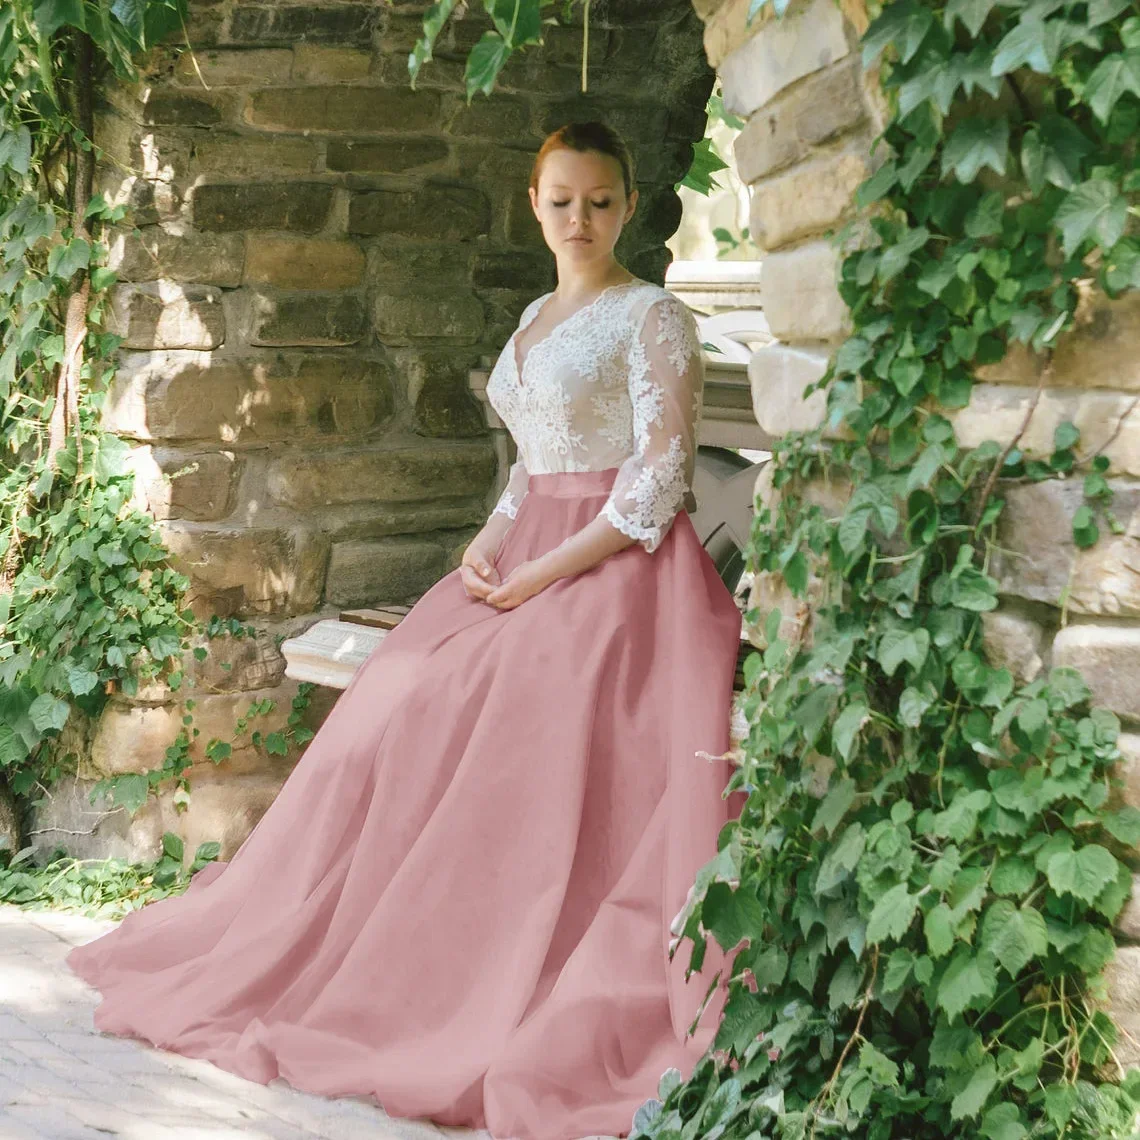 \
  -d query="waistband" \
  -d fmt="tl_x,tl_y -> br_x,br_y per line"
526,467 -> 620,497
